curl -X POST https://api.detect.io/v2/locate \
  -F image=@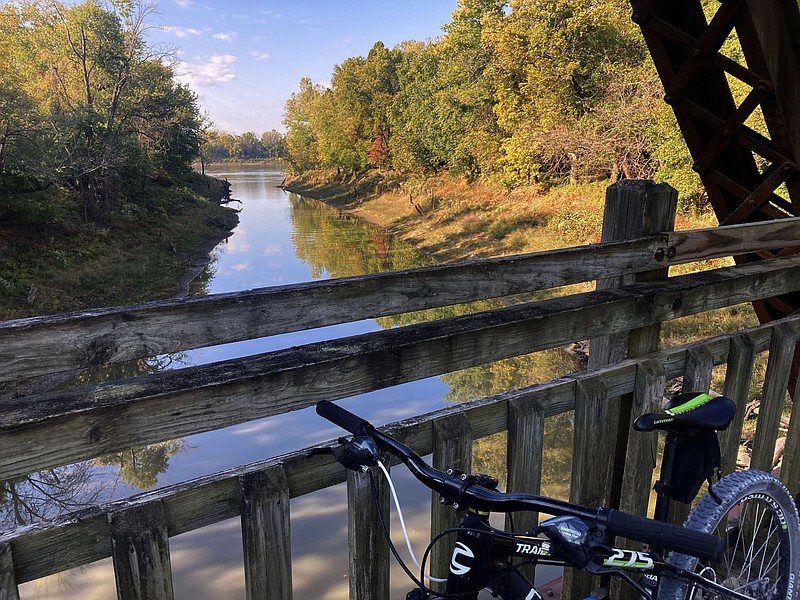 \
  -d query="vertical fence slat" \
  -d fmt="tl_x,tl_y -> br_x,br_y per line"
752,323 -> 796,473
0,543 -> 19,600
564,379 -> 610,600
109,502 -> 174,600
669,346 -> 716,524
505,396 -> 545,534
619,360 -> 665,520
720,333 -> 756,475
347,463 -> 390,600
430,413 -> 473,586
613,360 -> 665,600
682,346 -> 714,393
240,465 -> 292,600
